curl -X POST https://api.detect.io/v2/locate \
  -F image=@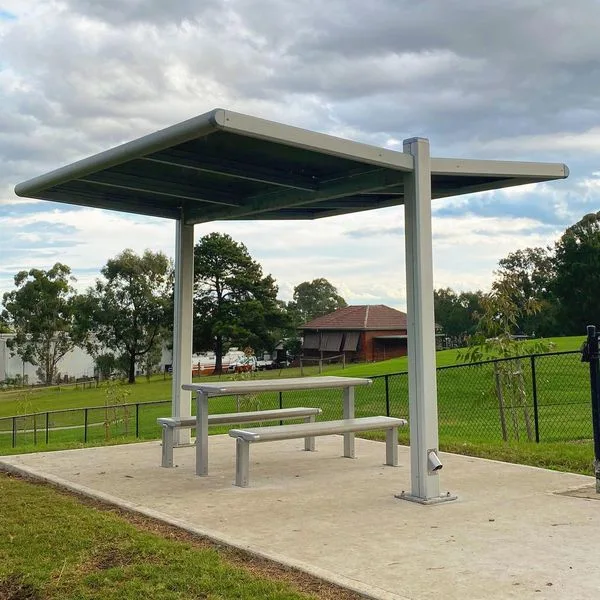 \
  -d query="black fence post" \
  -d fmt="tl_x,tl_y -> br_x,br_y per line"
45,412 -> 49,444
384,375 -> 390,417
585,325 -> 600,492
135,404 -> 140,438
12,416 -> 16,448
84,408 -> 88,443
530,355 -> 540,443
279,392 -> 283,425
